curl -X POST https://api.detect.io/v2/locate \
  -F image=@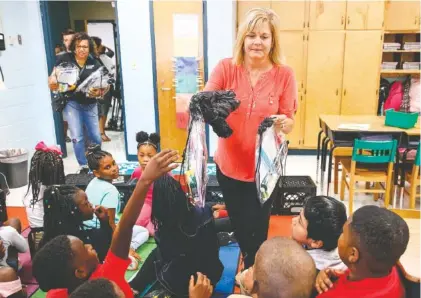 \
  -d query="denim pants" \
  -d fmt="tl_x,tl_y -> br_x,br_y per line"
64,101 -> 101,166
